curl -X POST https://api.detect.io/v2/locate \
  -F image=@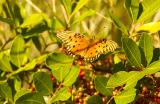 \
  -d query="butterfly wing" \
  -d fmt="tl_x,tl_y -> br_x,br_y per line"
56,31 -> 90,54
78,40 -> 118,61
57,31 -> 118,62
